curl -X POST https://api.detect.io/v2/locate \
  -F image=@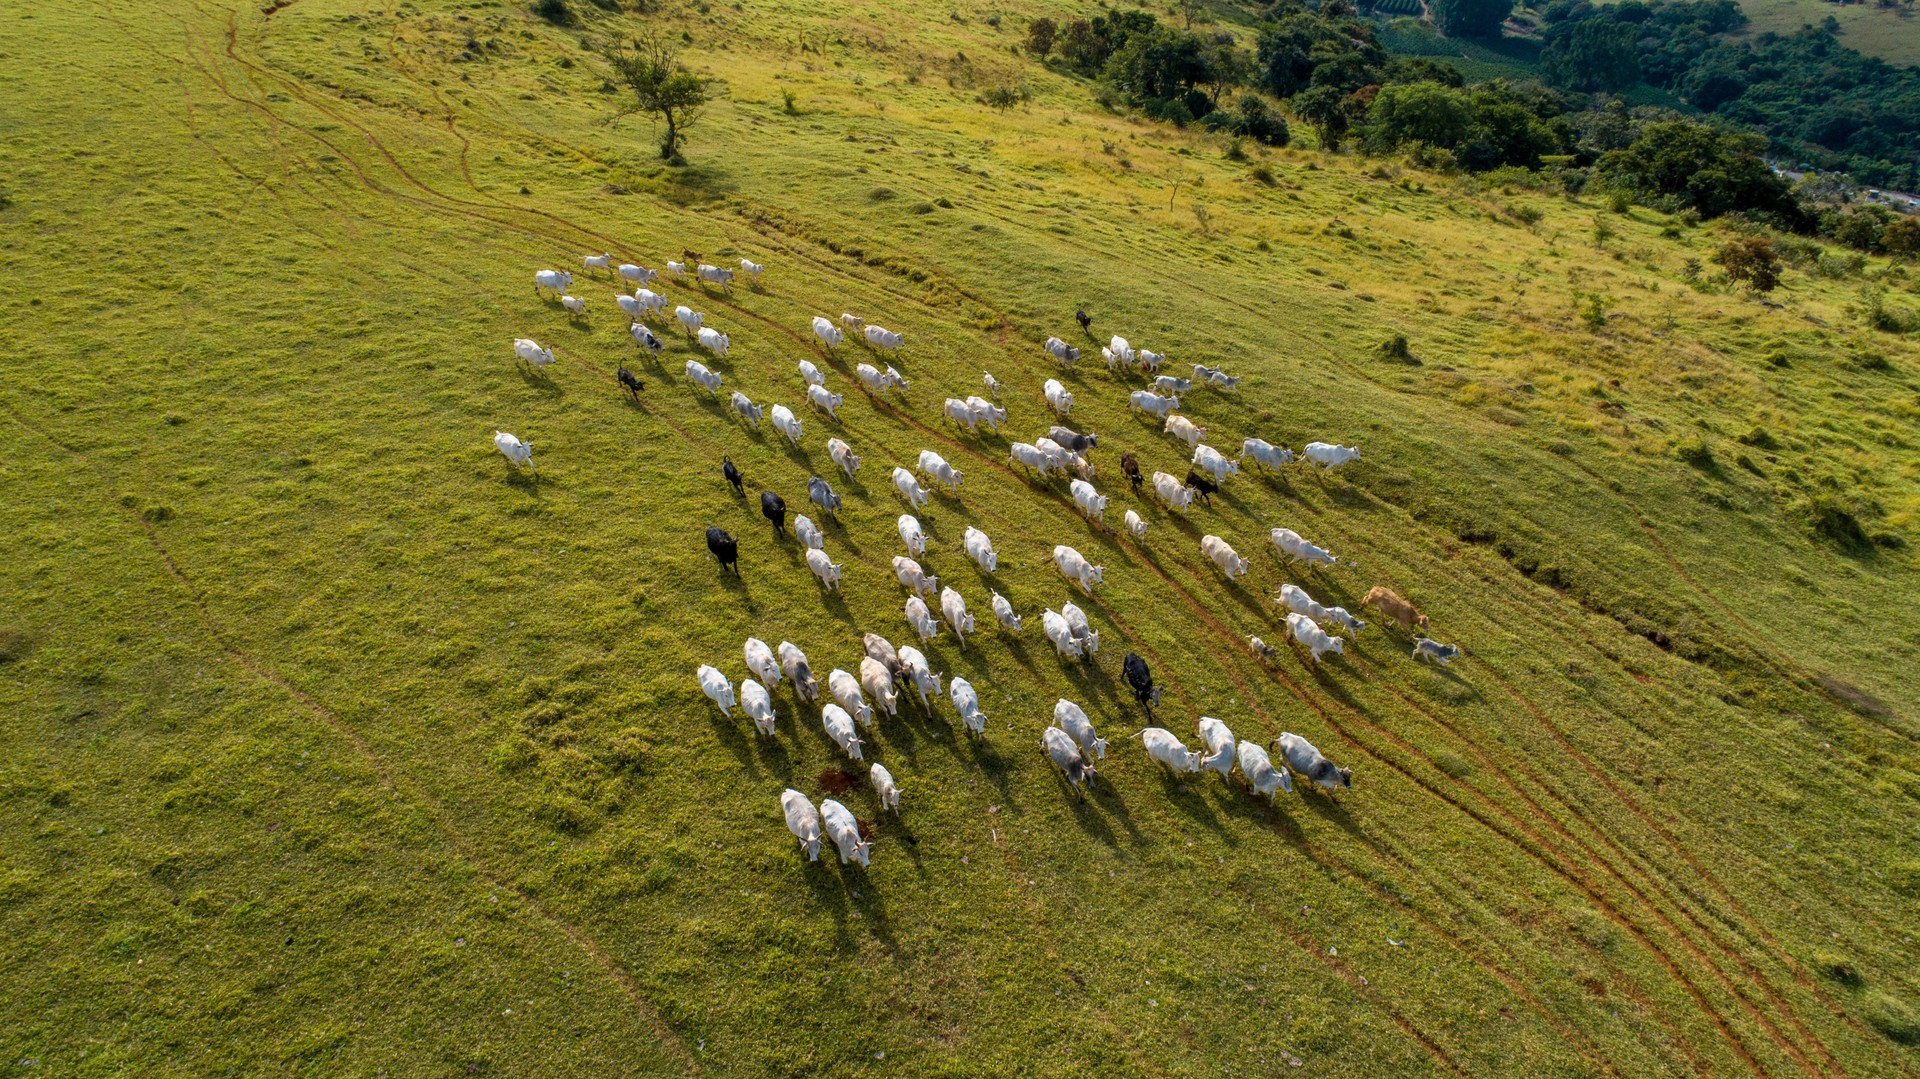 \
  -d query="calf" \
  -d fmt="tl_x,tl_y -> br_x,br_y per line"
1412,637 -> 1462,666
561,294 -> 587,317
780,789 -> 822,861
1122,652 -> 1160,714
1275,732 -> 1352,793
1075,308 -> 1092,334
722,456 -> 744,495
778,641 -> 818,702
706,526 -> 738,574
617,366 -> 644,400
696,664 -> 735,717
1120,451 -> 1144,491
869,763 -> 900,814
1184,470 -> 1219,506
761,490 -> 787,537
983,371 -> 1002,397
